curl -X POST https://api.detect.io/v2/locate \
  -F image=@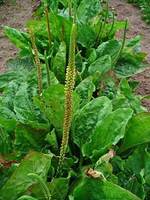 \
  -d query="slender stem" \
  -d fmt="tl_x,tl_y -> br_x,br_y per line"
94,16 -> 103,47
45,5 -> 51,47
98,0 -> 109,45
113,19 -> 128,65
44,50 -> 50,86
107,11 -> 115,39
68,0 -> 72,17
29,29 -> 43,95
56,23 -> 76,177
